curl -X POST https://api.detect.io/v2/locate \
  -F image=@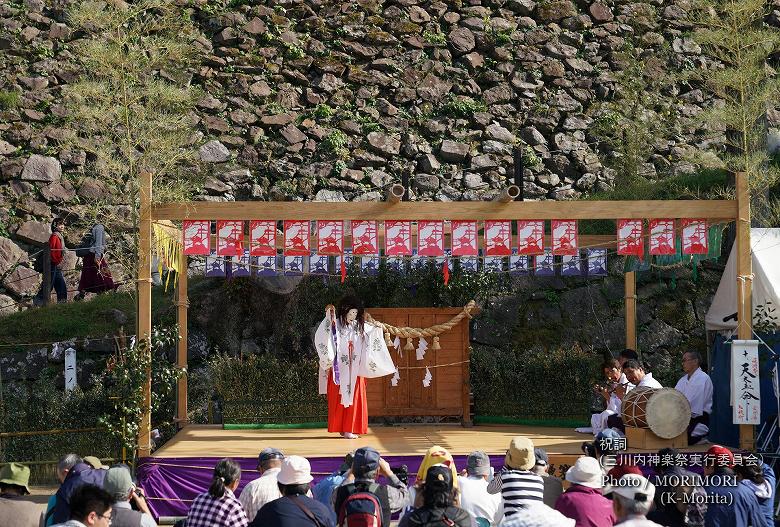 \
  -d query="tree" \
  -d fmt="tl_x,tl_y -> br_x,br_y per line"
691,0 -> 780,225
62,0 -> 204,277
